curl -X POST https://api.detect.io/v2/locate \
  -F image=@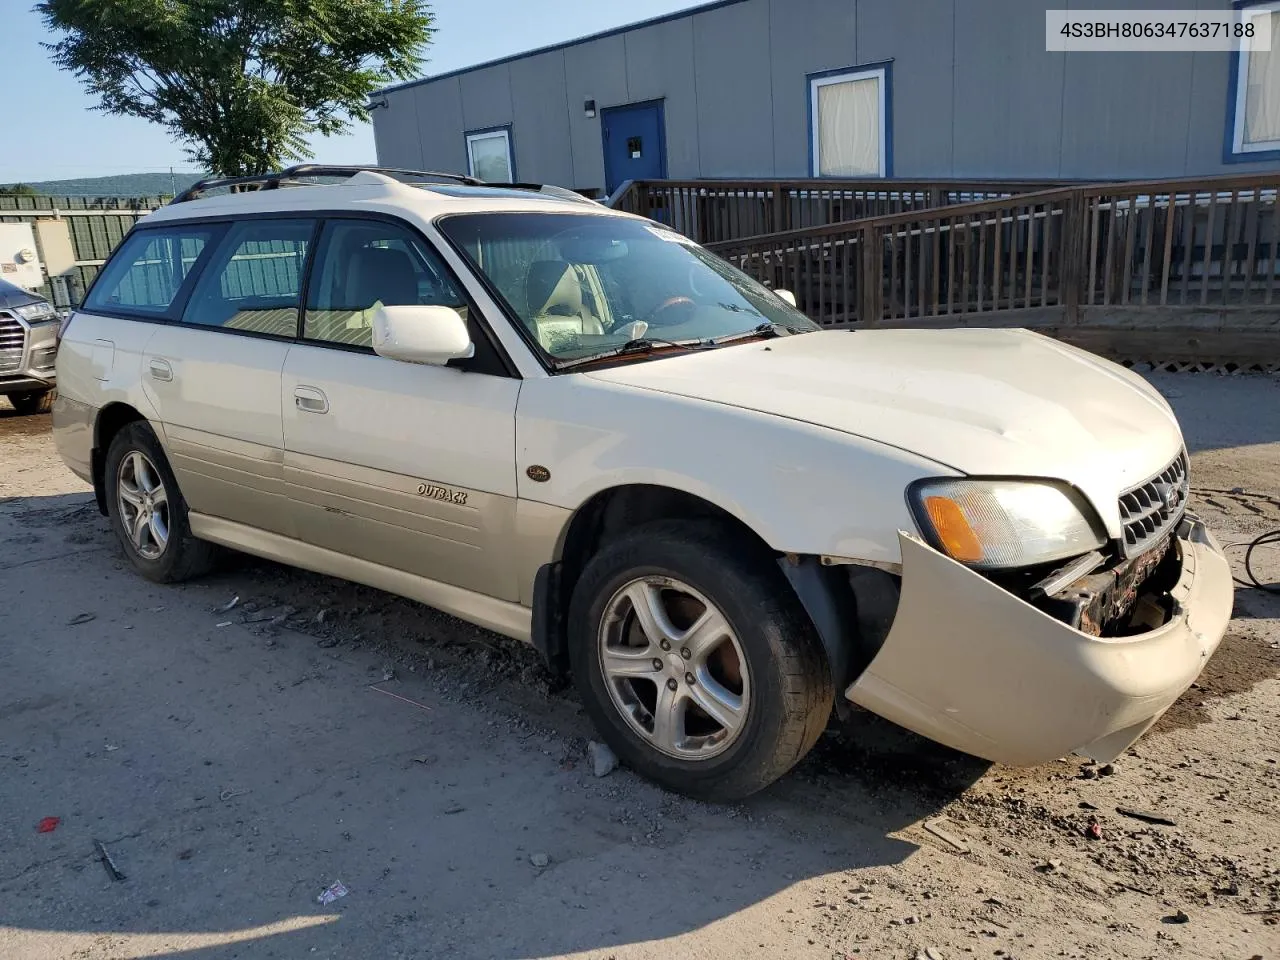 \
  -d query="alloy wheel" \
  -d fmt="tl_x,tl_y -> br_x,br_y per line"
598,576 -> 750,760
116,451 -> 170,560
